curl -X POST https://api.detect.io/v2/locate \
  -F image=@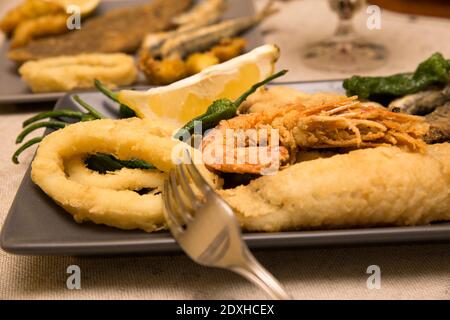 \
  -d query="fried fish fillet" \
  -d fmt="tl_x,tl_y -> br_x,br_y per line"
220,143 -> 450,232
8,0 -> 192,63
